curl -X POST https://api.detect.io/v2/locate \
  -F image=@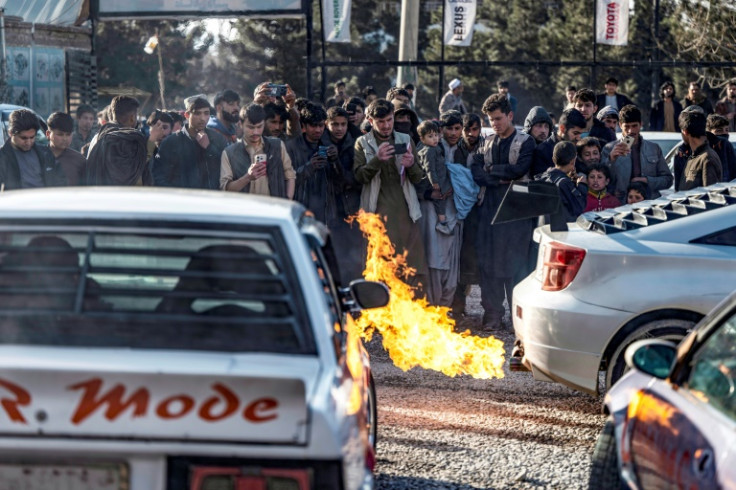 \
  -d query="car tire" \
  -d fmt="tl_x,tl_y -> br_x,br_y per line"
605,318 -> 693,391
367,373 -> 378,449
588,418 -> 622,490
